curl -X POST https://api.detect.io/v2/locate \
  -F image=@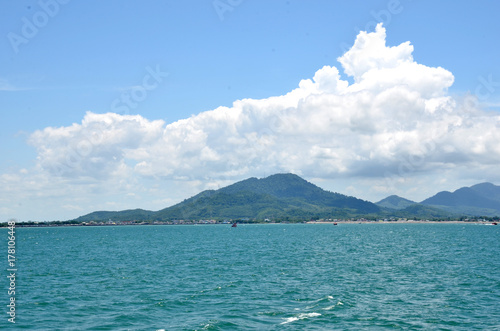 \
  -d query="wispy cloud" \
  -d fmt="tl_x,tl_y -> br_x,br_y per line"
0,79 -> 29,91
